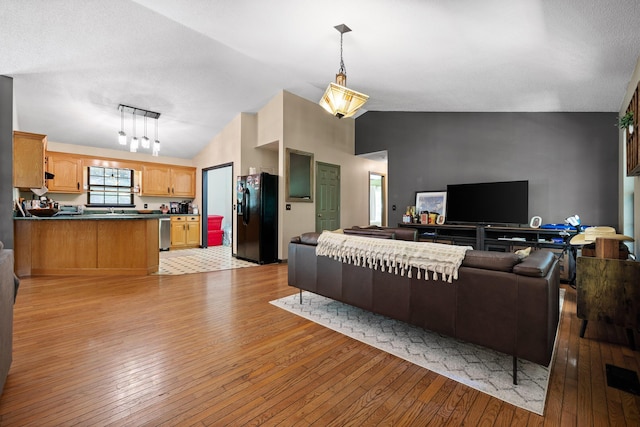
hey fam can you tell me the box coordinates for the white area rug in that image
[270,289,565,415]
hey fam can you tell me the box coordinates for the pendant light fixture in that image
[130,110,139,153]
[118,107,127,145]
[141,116,151,149]
[319,24,369,119]
[152,117,160,157]
[117,104,161,154]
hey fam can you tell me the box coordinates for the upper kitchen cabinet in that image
[46,152,83,193]
[171,166,196,198]
[13,131,47,189]
[142,164,195,198]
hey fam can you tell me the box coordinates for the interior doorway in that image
[315,162,340,232]
[369,172,386,226]
[202,163,233,249]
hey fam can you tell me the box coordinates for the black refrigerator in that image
[236,172,278,264]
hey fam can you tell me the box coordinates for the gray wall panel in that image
[356,112,618,228]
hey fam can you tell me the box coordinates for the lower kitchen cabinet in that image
[170,215,200,249]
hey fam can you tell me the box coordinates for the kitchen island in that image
[13,214,164,277]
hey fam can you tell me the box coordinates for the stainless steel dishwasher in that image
[159,217,171,251]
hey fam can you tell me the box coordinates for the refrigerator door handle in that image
[242,188,250,225]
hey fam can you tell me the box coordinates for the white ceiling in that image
[2,0,640,159]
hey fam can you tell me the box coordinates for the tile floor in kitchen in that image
[156,245,258,275]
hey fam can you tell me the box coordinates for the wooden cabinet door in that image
[186,216,200,245]
[13,131,47,189]
[170,218,187,247]
[46,152,83,193]
[142,164,171,196]
[171,167,196,198]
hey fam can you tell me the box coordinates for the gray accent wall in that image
[355,112,618,228]
[0,76,13,248]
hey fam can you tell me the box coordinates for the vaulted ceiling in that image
[2,0,640,159]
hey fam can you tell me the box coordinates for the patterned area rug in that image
[155,245,258,275]
[270,289,565,415]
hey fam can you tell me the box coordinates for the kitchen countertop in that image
[14,213,200,220]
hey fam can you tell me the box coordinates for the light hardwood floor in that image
[1,264,640,426]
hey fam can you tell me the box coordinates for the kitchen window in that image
[87,166,135,207]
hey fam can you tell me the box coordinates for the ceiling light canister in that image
[319,24,369,118]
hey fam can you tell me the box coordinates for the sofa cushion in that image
[386,228,418,241]
[513,250,554,277]
[462,250,520,272]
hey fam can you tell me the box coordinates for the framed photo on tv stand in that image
[415,191,447,220]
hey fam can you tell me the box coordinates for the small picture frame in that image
[529,216,542,228]
[436,214,445,225]
[415,191,447,219]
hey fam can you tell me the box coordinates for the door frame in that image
[201,162,233,249]
[368,171,387,227]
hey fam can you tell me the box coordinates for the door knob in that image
[318,214,322,217]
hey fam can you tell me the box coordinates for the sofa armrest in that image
[513,250,554,277]
[462,250,520,272]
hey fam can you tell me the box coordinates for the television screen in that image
[445,180,529,225]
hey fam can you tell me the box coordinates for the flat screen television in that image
[446,180,529,225]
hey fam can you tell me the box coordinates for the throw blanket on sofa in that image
[316,231,472,282]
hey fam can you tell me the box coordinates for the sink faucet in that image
[109,207,115,214]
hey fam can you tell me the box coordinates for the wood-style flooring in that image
[1,264,640,426]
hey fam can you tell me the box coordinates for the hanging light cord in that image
[338,32,346,75]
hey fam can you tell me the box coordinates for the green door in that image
[315,162,340,232]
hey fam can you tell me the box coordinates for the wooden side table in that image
[576,238,640,349]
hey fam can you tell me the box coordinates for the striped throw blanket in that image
[316,231,472,282]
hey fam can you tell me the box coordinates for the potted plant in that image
[618,111,634,134]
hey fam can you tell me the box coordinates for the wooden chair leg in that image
[580,320,588,338]
[512,356,518,385]
[627,328,636,350]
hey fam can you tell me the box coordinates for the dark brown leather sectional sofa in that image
[288,229,561,384]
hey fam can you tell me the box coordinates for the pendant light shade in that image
[320,82,369,119]
[141,116,150,149]
[319,24,369,118]
[130,110,138,152]
[152,117,160,157]
[118,108,127,145]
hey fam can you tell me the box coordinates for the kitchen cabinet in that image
[171,167,196,197]
[13,131,47,189]
[142,164,195,198]
[46,152,83,193]
[170,215,200,248]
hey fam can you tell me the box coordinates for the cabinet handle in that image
[77,182,80,190]
[167,187,170,194]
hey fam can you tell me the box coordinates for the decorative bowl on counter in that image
[27,208,59,217]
